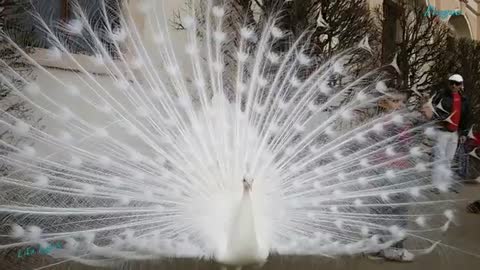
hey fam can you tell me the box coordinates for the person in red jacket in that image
[466,132,480,213]
[428,74,472,185]
[471,132,480,147]
[465,132,480,182]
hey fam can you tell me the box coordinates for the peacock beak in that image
[243,178,253,191]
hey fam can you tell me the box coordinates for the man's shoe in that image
[380,248,415,262]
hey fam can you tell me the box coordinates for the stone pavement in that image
[2,185,480,270]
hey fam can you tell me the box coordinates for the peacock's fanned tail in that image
[0,0,457,267]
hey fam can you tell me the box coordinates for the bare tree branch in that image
[374,0,450,103]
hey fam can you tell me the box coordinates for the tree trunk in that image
[381,0,400,64]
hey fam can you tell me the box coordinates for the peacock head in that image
[243,177,253,192]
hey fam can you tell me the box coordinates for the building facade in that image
[369,0,480,40]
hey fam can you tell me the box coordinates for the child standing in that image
[368,93,415,262]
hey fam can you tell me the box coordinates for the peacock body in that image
[0,0,459,268]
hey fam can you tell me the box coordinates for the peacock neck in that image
[227,187,258,248]
[220,184,264,266]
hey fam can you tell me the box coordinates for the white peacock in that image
[0,1,460,269]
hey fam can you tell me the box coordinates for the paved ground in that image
[2,185,480,270]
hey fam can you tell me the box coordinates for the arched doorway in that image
[449,15,473,39]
